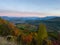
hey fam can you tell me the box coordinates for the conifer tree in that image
[37,23,48,45]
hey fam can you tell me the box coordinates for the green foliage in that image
[16,24,26,30]
[0,23,11,36]
[16,24,37,32]
[48,31,58,40]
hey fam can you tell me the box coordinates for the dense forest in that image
[0,17,60,45]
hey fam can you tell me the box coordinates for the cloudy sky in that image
[0,0,60,17]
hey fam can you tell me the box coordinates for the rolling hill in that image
[0,17,22,36]
[0,16,60,32]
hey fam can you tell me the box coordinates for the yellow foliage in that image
[47,40,53,45]
[37,23,48,45]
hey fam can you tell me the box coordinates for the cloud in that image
[0,10,60,17]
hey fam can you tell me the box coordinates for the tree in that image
[37,23,48,45]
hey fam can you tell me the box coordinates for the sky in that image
[0,0,60,17]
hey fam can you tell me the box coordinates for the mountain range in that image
[0,16,57,21]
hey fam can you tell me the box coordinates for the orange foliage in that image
[7,22,22,36]
[0,19,7,24]
[22,33,33,43]
[13,28,20,36]
[8,23,15,29]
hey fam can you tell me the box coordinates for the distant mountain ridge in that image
[0,16,59,25]
[47,17,60,21]
[0,16,57,21]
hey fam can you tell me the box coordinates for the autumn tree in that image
[37,23,48,45]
